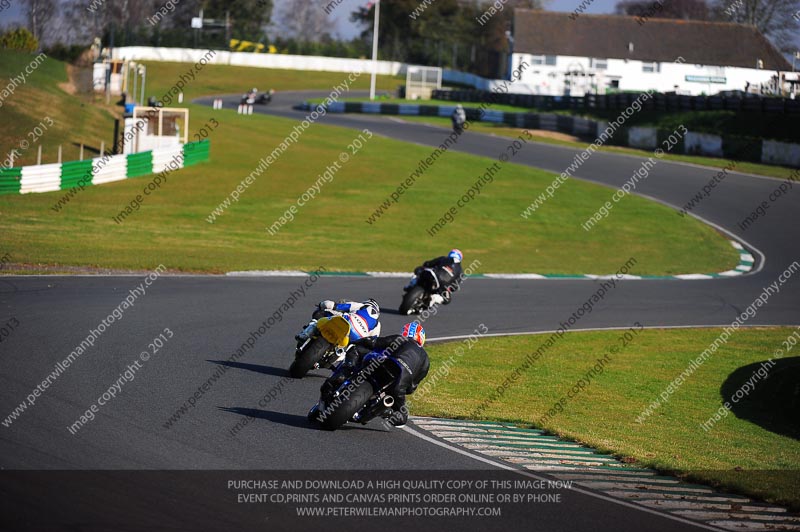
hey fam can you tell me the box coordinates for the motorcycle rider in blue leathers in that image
[296,298,381,343]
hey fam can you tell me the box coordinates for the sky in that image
[1,0,796,57]
[305,0,621,39]
[0,0,620,40]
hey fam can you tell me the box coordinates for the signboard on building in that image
[685,75,727,83]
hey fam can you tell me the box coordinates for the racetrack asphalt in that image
[0,90,797,532]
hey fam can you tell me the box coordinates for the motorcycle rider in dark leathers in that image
[323,323,429,427]
[408,249,464,306]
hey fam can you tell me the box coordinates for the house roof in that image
[513,10,791,71]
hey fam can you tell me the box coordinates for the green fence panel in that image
[0,167,22,195]
[126,151,153,178]
[183,140,210,166]
[60,160,94,189]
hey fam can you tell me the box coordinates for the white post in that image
[369,0,380,101]
[100,141,105,156]
[131,62,138,105]
[58,145,62,163]
[37,145,42,165]
[80,144,84,160]
[140,65,146,106]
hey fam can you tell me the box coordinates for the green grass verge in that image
[0,54,738,274]
[0,50,119,167]
[416,327,800,509]
[397,116,799,180]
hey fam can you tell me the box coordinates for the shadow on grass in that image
[720,356,800,440]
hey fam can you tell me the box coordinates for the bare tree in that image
[23,0,57,43]
[276,0,334,41]
[710,0,800,52]
[615,0,710,19]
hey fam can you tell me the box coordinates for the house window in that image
[531,55,557,66]
[642,62,659,73]
[590,58,608,70]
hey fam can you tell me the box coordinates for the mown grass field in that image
[0,51,737,274]
[420,327,800,509]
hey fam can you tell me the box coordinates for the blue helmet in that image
[448,249,463,264]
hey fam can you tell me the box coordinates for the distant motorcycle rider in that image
[407,249,464,306]
[295,298,381,343]
[451,104,466,134]
[332,322,430,428]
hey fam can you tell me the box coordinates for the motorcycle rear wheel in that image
[290,336,330,378]
[399,286,425,315]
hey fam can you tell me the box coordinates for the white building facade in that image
[511,10,795,97]
[509,53,785,96]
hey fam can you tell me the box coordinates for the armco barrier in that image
[0,140,209,195]
[434,88,800,115]
[762,139,800,167]
[183,140,210,166]
[60,159,93,189]
[301,101,799,169]
[0,167,22,194]
[93,154,128,186]
[21,163,62,194]
[126,151,153,178]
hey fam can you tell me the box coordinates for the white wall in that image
[512,53,780,96]
[112,46,529,94]
[113,46,407,76]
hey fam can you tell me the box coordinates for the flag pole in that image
[370,0,380,101]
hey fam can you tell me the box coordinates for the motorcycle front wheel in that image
[290,336,330,378]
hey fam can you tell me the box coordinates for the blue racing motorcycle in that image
[307,351,402,431]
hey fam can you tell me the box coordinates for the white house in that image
[511,10,794,96]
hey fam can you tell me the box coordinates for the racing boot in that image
[295,320,317,342]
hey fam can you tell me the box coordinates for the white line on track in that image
[400,424,726,531]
